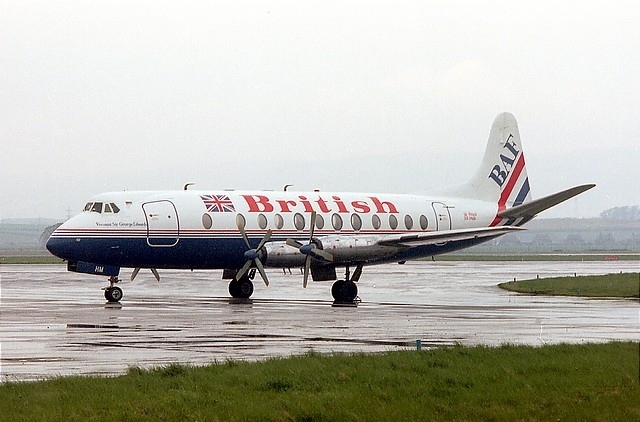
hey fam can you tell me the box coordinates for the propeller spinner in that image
[235,217,272,286]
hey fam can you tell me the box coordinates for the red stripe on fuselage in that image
[489,153,526,226]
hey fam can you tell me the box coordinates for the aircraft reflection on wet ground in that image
[1,260,638,381]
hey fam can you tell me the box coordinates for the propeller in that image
[235,219,272,286]
[285,211,334,288]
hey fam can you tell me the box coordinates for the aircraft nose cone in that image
[46,225,76,261]
[46,234,65,258]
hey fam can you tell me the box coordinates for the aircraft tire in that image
[331,280,357,303]
[229,279,254,299]
[105,286,123,302]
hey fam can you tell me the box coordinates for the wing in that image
[377,226,525,248]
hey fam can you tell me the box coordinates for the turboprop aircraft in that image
[46,113,594,303]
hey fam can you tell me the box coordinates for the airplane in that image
[46,113,595,303]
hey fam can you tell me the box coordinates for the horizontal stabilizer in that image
[378,226,525,248]
[498,184,596,219]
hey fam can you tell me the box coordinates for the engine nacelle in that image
[264,236,398,267]
[319,235,398,262]
[264,242,308,267]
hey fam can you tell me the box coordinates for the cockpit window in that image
[91,202,103,213]
[84,201,120,214]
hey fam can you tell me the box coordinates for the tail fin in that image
[463,113,595,224]
[468,112,531,208]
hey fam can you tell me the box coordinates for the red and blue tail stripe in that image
[489,153,530,226]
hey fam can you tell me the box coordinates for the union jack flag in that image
[200,194,235,213]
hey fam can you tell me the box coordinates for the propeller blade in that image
[309,211,317,239]
[286,238,304,249]
[303,256,311,288]
[151,268,160,282]
[254,259,269,286]
[235,260,253,281]
[131,267,161,281]
[238,222,251,249]
[131,267,141,281]
[256,229,273,250]
[310,248,334,262]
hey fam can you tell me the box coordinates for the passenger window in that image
[404,214,413,230]
[111,203,120,213]
[202,213,213,229]
[351,214,362,231]
[420,214,428,230]
[236,214,246,229]
[372,214,381,230]
[257,213,268,229]
[91,202,103,213]
[389,214,398,230]
[294,213,305,230]
[274,214,284,229]
[315,214,325,230]
[331,213,343,231]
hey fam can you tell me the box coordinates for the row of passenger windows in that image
[83,202,121,214]
[202,212,429,231]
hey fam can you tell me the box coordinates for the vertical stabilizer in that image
[468,112,531,210]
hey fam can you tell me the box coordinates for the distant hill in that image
[0,218,64,251]
[600,205,640,220]
[476,218,640,253]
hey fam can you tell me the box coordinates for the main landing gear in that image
[103,276,123,303]
[331,265,363,304]
[228,268,255,299]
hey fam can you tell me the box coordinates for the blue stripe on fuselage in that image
[48,234,500,272]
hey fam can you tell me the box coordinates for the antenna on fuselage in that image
[184,183,195,191]
[284,184,293,191]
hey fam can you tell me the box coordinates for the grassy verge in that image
[0,255,63,264]
[1,342,639,421]
[499,272,640,298]
[440,253,640,261]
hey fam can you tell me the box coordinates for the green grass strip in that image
[1,342,639,421]
[499,272,640,298]
[0,255,63,264]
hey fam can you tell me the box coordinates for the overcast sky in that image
[1,1,638,220]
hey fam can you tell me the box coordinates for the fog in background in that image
[2,1,638,220]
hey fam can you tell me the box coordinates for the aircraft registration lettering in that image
[488,134,520,187]
[241,195,398,214]
[463,212,477,221]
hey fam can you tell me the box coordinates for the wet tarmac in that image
[1,260,638,382]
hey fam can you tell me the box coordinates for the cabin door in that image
[142,200,180,247]
[431,202,452,231]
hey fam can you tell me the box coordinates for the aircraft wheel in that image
[229,278,254,299]
[331,280,357,303]
[105,286,123,302]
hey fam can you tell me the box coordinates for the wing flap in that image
[497,184,595,220]
[377,226,525,248]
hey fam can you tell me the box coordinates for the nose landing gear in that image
[103,276,123,302]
